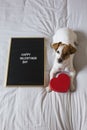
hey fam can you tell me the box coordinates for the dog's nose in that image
[58,58,63,63]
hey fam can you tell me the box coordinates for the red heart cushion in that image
[50,73,70,92]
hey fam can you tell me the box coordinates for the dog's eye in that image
[57,51,60,54]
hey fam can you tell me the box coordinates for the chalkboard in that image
[6,38,44,86]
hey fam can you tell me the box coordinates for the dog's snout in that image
[58,58,63,63]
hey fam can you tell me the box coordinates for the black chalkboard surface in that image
[6,38,44,86]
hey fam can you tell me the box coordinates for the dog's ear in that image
[51,42,61,51]
[68,44,77,54]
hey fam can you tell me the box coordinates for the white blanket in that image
[0,0,87,130]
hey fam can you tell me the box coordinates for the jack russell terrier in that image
[46,28,77,92]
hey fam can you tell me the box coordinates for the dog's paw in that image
[70,85,76,92]
[69,70,76,77]
[46,86,52,93]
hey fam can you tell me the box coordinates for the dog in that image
[46,28,77,92]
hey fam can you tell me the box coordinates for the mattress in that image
[0,0,87,130]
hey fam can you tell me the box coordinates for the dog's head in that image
[51,42,77,63]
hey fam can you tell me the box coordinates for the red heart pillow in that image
[50,73,70,92]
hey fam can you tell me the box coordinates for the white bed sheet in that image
[67,0,87,130]
[0,0,87,130]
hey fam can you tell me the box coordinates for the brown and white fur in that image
[46,28,77,92]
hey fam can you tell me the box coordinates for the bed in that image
[0,0,87,130]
